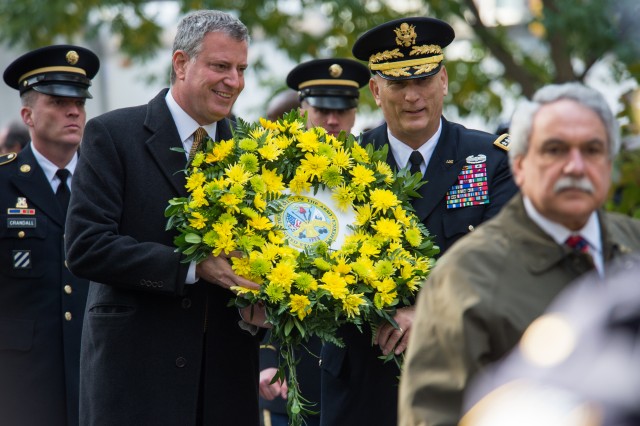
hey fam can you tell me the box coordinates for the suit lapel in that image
[10,146,66,227]
[144,90,190,197]
[414,119,464,221]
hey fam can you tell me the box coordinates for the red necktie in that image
[565,235,589,253]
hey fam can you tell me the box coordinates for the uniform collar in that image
[387,117,442,174]
[30,143,78,191]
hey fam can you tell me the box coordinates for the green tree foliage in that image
[2,0,638,212]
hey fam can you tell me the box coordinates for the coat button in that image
[181,298,192,309]
[176,357,187,368]
[64,312,72,321]
[468,225,475,232]
[64,285,72,294]
[18,231,25,238]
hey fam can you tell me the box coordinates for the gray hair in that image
[508,82,620,164]
[170,10,250,84]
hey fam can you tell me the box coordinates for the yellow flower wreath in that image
[165,110,438,424]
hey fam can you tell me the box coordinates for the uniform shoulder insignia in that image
[0,152,18,166]
[493,133,510,152]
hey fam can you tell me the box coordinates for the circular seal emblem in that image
[274,195,339,250]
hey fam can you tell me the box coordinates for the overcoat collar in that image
[143,89,234,197]
[506,195,624,276]
[10,145,66,226]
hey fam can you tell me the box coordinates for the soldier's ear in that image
[369,77,382,107]
[20,106,34,128]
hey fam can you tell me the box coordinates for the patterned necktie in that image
[55,169,71,217]
[188,127,208,160]
[408,150,424,175]
[565,235,589,253]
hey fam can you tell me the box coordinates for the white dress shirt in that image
[387,118,442,175]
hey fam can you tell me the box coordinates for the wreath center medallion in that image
[276,195,338,250]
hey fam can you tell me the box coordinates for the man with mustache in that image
[398,82,640,426]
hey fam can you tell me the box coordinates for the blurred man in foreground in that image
[399,82,640,426]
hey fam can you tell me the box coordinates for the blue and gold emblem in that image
[274,195,339,250]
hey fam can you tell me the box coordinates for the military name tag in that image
[7,217,37,228]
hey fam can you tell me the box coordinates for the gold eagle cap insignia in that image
[394,23,417,47]
[329,64,343,78]
[66,50,79,65]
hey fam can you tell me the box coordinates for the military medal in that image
[446,154,489,209]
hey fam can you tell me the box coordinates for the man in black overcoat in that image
[0,44,99,426]
[319,16,518,426]
[65,10,266,426]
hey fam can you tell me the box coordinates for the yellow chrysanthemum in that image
[188,186,209,208]
[376,161,394,184]
[354,203,373,226]
[188,211,207,229]
[296,130,320,152]
[248,216,274,231]
[332,184,356,210]
[225,163,251,185]
[343,293,366,318]
[231,256,252,277]
[265,281,286,303]
[321,165,344,188]
[239,153,259,173]
[257,143,282,161]
[351,143,370,163]
[206,139,234,162]
[369,189,400,213]
[405,227,423,247]
[374,259,395,278]
[332,255,352,275]
[267,261,298,292]
[186,171,207,192]
[393,206,411,227]
[289,172,312,194]
[372,217,403,241]
[218,193,242,212]
[374,290,397,309]
[261,166,285,193]
[254,193,266,212]
[191,152,205,167]
[268,230,285,245]
[360,241,381,258]
[259,117,279,131]
[299,153,330,179]
[289,294,312,320]
[238,137,258,151]
[294,272,318,293]
[331,147,353,170]
[319,271,349,299]
[349,164,376,187]
[274,135,293,149]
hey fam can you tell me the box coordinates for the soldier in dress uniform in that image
[0,44,99,426]
[286,58,370,137]
[319,17,518,426]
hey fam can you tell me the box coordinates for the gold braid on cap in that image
[410,44,442,56]
[369,49,404,64]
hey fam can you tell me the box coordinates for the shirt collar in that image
[523,196,602,253]
[31,143,78,188]
[387,118,442,174]
[165,89,218,143]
